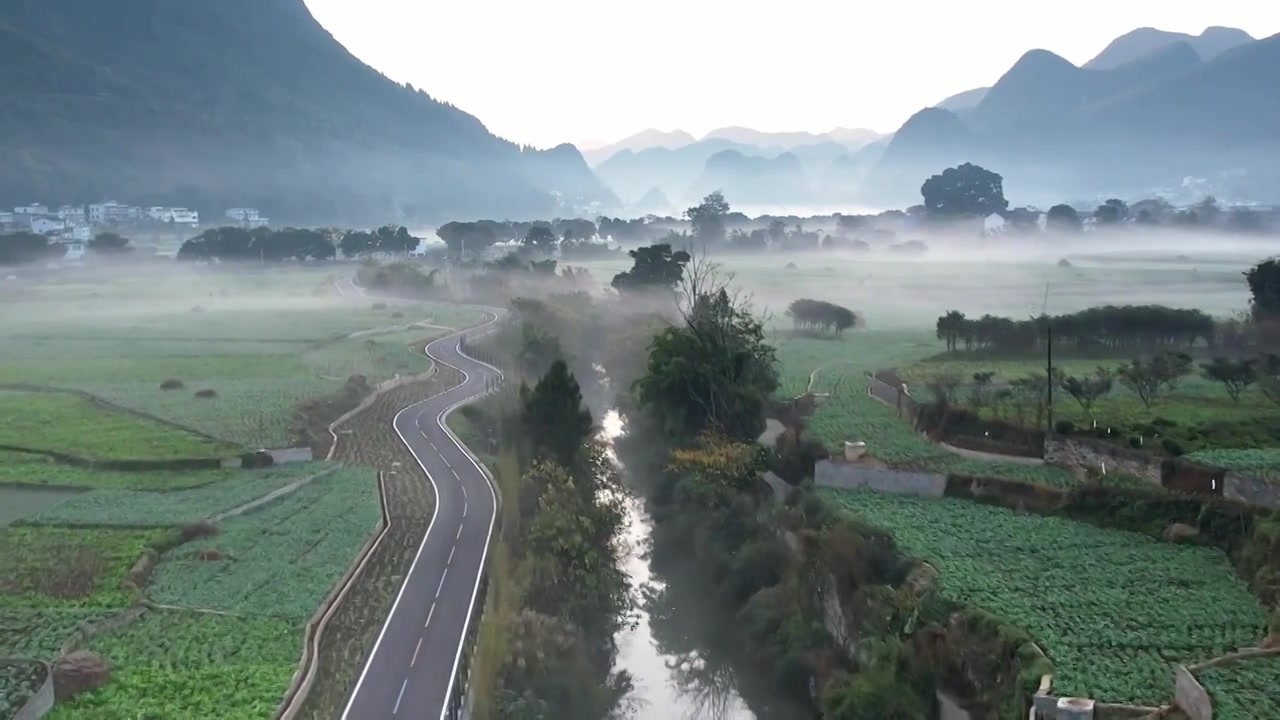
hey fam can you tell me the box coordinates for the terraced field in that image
[824,488,1271,706]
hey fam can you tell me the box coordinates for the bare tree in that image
[1059,367,1114,420]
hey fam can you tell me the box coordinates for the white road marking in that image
[450,468,458,479]
[425,602,436,628]
[447,545,455,565]
[442,456,451,468]
[462,503,467,520]
[461,485,467,500]
[435,568,448,598]
[410,637,424,667]
[393,678,408,715]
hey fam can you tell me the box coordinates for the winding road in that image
[341,302,506,720]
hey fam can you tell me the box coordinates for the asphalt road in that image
[342,310,505,720]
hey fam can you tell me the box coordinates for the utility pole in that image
[1043,283,1053,433]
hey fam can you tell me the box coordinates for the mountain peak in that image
[1085,25,1255,69]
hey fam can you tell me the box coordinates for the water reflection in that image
[601,410,804,720]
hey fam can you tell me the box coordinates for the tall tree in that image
[919,163,1008,218]
[610,243,691,293]
[1093,198,1129,225]
[88,232,132,255]
[685,191,731,247]
[636,258,779,442]
[1046,204,1082,233]
[523,223,558,252]
[520,360,594,471]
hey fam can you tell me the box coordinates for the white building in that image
[69,225,92,242]
[146,207,169,221]
[15,204,48,216]
[56,205,85,222]
[169,208,199,227]
[59,239,86,262]
[0,211,15,228]
[31,217,66,235]
[225,207,268,228]
[88,201,140,225]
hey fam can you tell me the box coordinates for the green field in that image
[0,390,236,460]
[1,269,482,448]
[899,357,1280,455]
[22,462,332,527]
[0,449,255,490]
[824,488,1270,707]
[772,332,1079,485]
[1197,656,1280,719]
[46,611,300,720]
[0,485,82,526]
[146,467,380,617]
[569,253,1251,330]
[45,467,380,717]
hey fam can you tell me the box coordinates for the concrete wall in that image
[815,459,946,497]
[1174,666,1212,720]
[1043,436,1162,486]
[1224,471,1280,509]
[267,447,314,464]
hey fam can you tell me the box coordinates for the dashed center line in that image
[393,678,408,715]
[436,569,448,598]
[410,636,424,667]
[425,602,436,628]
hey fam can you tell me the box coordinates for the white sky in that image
[303,0,1279,149]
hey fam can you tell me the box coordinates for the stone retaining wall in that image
[1043,435,1162,485]
[814,459,946,497]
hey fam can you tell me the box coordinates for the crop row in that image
[25,462,332,527]
[0,450,249,490]
[823,488,1270,705]
[147,467,380,617]
[1197,656,1280,720]
[0,390,236,460]
[0,660,44,720]
[1185,448,1280,474]
[47,610,301,720]
[294,368,464,720]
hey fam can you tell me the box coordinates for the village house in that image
[88,201,142,225]
[55,205,86,222]
[30,217,66,235]
[169,208,199,227]
[14,203,48,216]
[225,207,269,228]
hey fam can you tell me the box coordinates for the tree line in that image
[174,225,423,262]
[935,305,1217,356]
[785,298,860,336]
[0,230,136,265]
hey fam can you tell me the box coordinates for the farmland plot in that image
[824,488,1270,706]
[24,462,332,527]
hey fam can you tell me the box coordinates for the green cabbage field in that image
[1197,656,1280,720]
[824,488,1270,706]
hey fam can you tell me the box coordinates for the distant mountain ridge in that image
[870,26,1278,207]
[0,0,615,224]
[1084,26,1255,69]
[587,125,885,209]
